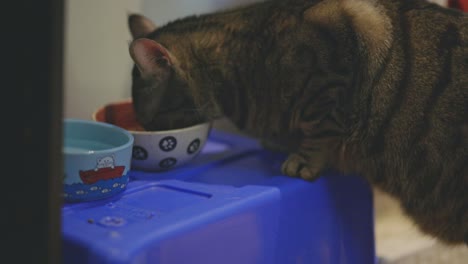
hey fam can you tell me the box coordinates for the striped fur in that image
[128,0,467,245]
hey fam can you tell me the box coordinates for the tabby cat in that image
[127,0,467,245]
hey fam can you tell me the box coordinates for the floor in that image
[212,117,468,264]
[374,188,468,264]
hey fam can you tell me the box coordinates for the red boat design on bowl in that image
[79,166,125,185]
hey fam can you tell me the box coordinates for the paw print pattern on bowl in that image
[187,139,201,154]
[159,136,177,152]
[132,146,148,160]
[128,130,210,171]
[159,157,177,169]
[131,137,203,170]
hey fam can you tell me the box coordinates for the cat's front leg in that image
[281,104,347,180]
[281,137,340,181]
[281,150,327,181]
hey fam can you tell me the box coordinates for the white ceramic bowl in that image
[93,99,211,171]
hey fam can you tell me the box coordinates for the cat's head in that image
[127,14,209,131]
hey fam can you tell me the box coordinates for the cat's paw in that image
[281,153,322,181]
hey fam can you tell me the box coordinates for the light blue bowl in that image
[63,118,134,202]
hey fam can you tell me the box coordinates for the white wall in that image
[63,0,141,120]
[431,0,448,6]
[140,0,261,26]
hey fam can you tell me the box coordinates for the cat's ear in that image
[129,38,173,78]
[128,14,157,39]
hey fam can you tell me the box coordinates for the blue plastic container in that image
[62,129,375,264]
